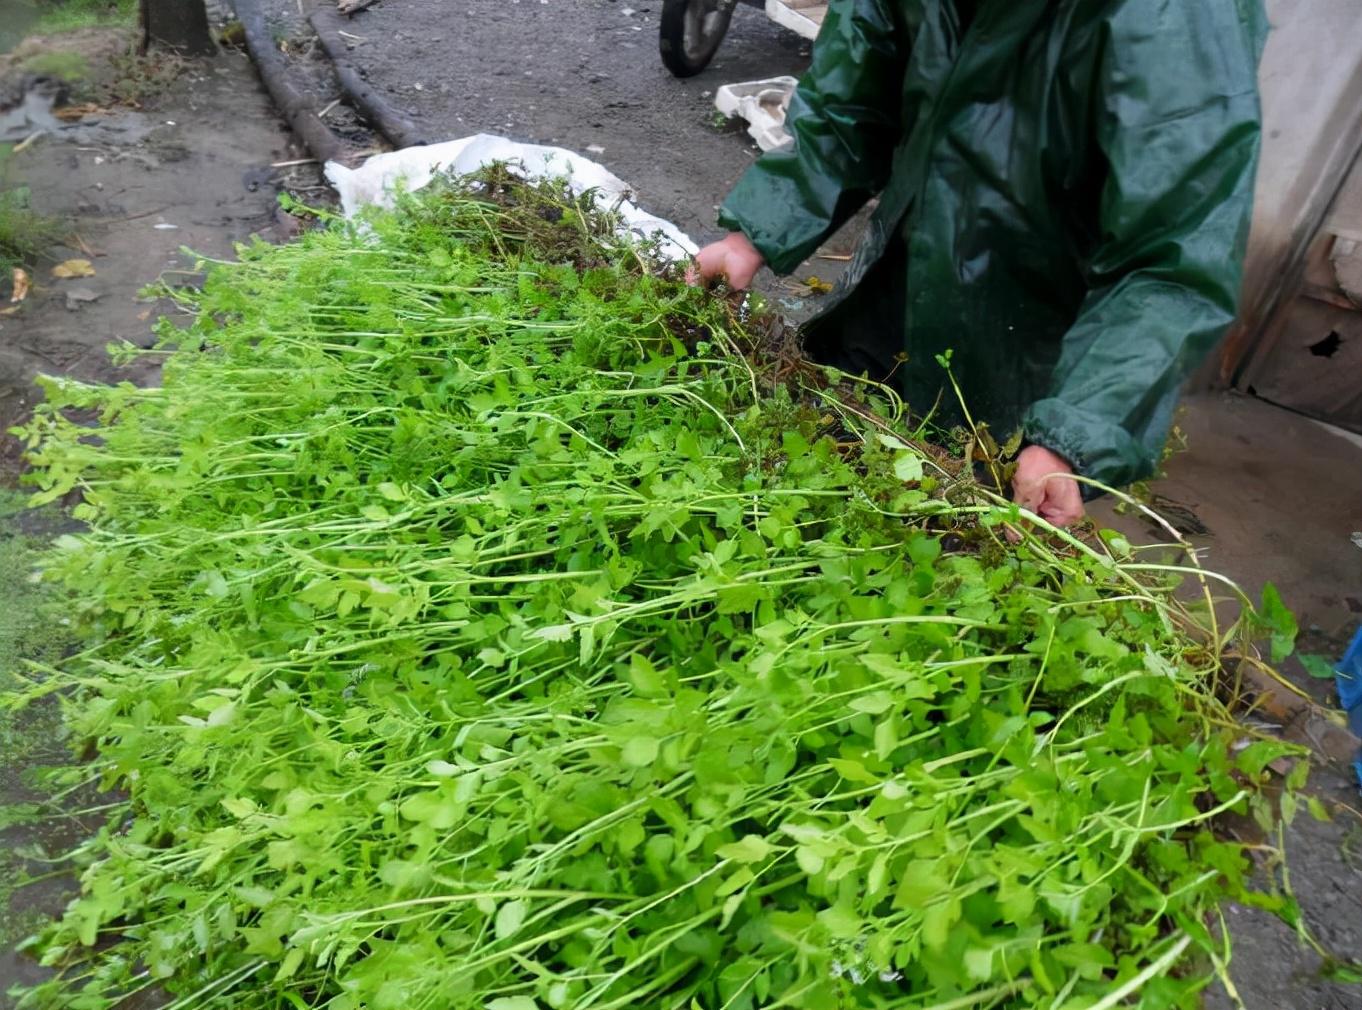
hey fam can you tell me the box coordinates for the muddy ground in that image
[0,27,322,448]
[1,6,1361,1008]
[0,26,321,1005]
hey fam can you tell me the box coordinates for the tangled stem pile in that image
[8,178,1297,1010]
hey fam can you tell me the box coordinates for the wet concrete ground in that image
[1090,395,1362,1010]
[323,0,811,239]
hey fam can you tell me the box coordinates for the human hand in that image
[1011,444,1084,528]
[687,232,765,290]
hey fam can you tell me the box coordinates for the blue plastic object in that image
[1337,626,1362,787]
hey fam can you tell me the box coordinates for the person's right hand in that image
[687,232,765,291]
[1011,445,1084,527]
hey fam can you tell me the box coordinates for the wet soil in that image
[0,28,323,455]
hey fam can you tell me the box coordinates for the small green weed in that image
[15,50,90,82]
[0,187,64,275]
[708,109,741,132]
[103,46,185,106]
[30,0,138,35]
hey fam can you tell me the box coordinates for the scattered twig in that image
[815,253,852,262]
[107,206,171,223]
[54,103,108,122]
[233,0,350,166]
[309,4,429,150]
[13,130,46,154]
[338,0,380,14]
[271,158,321,168]
[317,99,342,120]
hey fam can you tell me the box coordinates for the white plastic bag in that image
[325,135,697,261]
[714,76,799,152]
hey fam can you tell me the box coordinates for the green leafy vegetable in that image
[5,175,1299,1010]
[1258,583,1298,663]
[1298,654,1337,681]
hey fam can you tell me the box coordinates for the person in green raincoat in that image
[692,0,1265,527]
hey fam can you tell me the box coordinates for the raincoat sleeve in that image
[1021,1,1264,491]
[716,0,907,275]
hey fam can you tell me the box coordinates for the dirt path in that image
[1,31,318,453]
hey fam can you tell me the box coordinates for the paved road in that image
[316,0,813,244]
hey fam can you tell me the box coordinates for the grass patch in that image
[15,49,91,82]
[0,186,65,275]
[31,0,138,35]
[0,488,71,730]
[0,491,74,783]
[0,497,38,689]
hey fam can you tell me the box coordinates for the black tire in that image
[659,0,736,78]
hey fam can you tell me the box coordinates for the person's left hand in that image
[1012,444,1084,527]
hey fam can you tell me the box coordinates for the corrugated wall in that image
[1210,0,1362,432]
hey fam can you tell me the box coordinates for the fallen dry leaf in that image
[54,103,108,122]
[52,258,97,279]
[10,267,30,303]
[0,305,20,317]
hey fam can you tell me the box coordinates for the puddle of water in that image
[1,83,156,147]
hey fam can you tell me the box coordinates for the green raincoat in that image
[718,0,1266,490]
